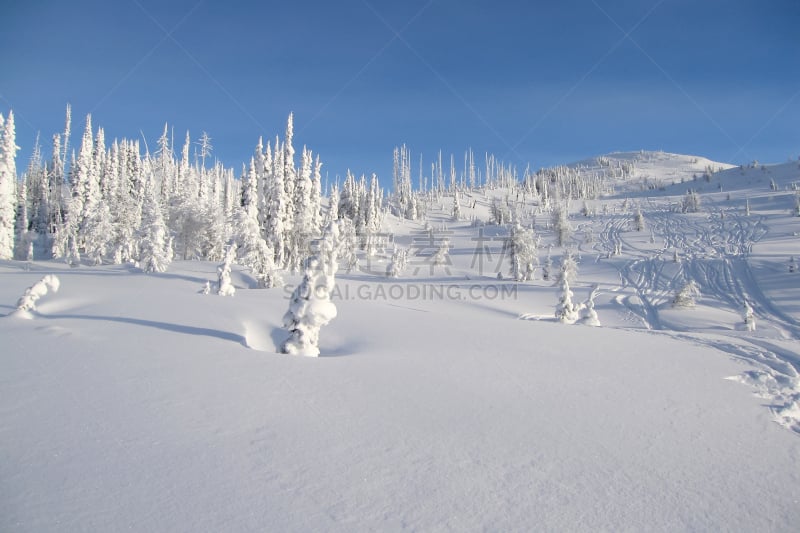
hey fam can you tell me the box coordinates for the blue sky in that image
[2,0,798,186]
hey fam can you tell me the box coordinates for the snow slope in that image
[2,151,800,531]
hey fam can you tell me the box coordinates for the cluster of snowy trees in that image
[0,111,19,260]
[3,108,341,281]
[555,279,600,326]
[525,165,609,202]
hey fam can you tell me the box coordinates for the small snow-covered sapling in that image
[15,275,60,313]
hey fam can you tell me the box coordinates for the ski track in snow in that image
[596,200,800,433]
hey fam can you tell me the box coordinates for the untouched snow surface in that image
[2,261,800,531]
[3,151,800,530]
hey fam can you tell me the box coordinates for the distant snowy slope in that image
[561,150,736,196]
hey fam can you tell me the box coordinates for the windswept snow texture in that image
[2,151,800,531]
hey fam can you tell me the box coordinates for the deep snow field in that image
[3,151,800,531]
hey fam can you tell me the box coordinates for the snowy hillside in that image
[3,149,800,531]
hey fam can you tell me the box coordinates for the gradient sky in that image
[2,0,798,186]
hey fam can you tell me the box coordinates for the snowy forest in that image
[0,105,625,282]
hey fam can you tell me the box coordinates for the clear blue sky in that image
[2,0,798,186]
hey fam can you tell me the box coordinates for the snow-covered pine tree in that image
[633,207,645,231]
[557,248,579,285]
[14,179,30,260]
[46,133,66,254]
[310,154,323,230]
[197,131,212,169]
[579,286,601,326]
[138,173,172,273]
[241,157,258,213]
[542,245,553,281]
[360,174,383,257]
[0,111,20,260]
[233,162,280,288]
[431,237,451,270]
[338,219,359,273]
[452,190,461,221]
[386,246,409,278]
[289,146,315,268]
[282,116,298,270]
[84,185,114,265]
[490,199,510,225]
[672,280,700,308]
[392,144,413,219]
[75,115,102,255]
[86,129,108,252]
[682,190,701,213]
[743,301,756,331]
[203,163,230,262]
[508,222,538,281]
[552,203,572,246]
[263,141,286,269]
[555,278,579,324]
[339,170,359,220]
[111,139,143,264]
[217,243,236,296]
[23,136,48,248]
[15,274,60,314]
[281,222,339,357]
[327,184,339,223]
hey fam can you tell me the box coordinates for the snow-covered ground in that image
[3,151,800,531]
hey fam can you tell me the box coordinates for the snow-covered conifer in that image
[508,223,538,281]
[339,170,359,220]
[542,245,553,281]
[339,219,359,273]
[241,157,258,213]
[555,278,579,324]
[386,246,409,278]
[552,203,572,246]
[310,155,323,230]
[138,175,172,273]
[15,274,60,314]
[14,179,30,260]
[743,301,756,332]
[682,190,701,213]
[217,244,237,296]
[672,280,700,308]
[452,190,461,221]
[327,184,339,223]
[557,248,579,285]
[579,286,601,326]
[432,238,451,268]
[84,196,114,264]
[233,204,280,289]
[490,199,510,225]
[0,111,20,260]
[633,207,645,231]
[392,144,413,219]
[281,222,339,357]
